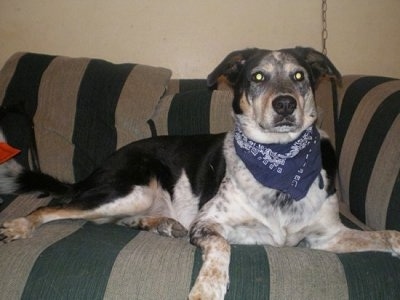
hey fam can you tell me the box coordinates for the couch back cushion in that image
[150,81,234,136]
[0,52,171,182]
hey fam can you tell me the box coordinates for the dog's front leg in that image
[309,226,400,257]
[189,222,230,300]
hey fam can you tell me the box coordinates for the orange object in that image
[0,142,21,163]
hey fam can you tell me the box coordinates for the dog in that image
[1,47,399,300]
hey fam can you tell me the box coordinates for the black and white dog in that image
[1,47,399,300]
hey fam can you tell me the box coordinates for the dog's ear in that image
[291,47,342,85]
[207,48,260,88]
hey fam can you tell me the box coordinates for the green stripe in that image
[178,79,208,92]
[349,91,400,223]
[336,77,394,157]
[1,53,55,168]
[338,252,400,299]
[22,223,139,300]
[0,220,85,299]
[72,60,135,181]
[168,90,212,135]
[386,169,400,230]
[226,245,269,300]
[190,246,203,289]
[191,245,270,299]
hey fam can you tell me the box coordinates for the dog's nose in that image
[272,96,297,116]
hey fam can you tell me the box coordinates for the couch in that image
[0,52,399,299]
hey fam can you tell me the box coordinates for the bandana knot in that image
[234,125,322,200]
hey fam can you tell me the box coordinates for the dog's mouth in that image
[258,118,299,134]
[272,115,298,131]
[275,118,295,127]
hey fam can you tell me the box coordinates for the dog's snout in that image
[272,96,297,116]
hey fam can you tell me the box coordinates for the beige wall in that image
[1,0,399,78]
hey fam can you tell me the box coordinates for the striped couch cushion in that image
[1,199,399,299]
[0,52,172,182]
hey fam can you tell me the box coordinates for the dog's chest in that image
[211,133,328,246]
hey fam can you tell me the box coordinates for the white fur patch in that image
[94,184,166,219]
[0,158,23,194]
[171,171,200,229]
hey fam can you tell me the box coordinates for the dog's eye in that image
[251,72,265,83]
[293,71,305,81]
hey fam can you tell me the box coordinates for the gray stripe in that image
[366,114,400,229]
[35,56,89,182]
[115,64,171,148]
[266,245,348,300]
[150,94,174,136]
[0,194,51,223]
[104,231,195,300]
[209,90,234,134]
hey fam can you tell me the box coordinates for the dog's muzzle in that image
[272,96,297,116]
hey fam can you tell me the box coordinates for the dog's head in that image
[208,47,341,143]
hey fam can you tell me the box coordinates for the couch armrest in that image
[321,76,400,230]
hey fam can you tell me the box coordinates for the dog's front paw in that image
[188,278,228,300]
[143,217,188,238]
[0,217,34,243]
[188,260,229,300]
[157,218,188,238]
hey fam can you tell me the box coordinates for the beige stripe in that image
[0,194,84,299]
[104,231,195,300]
[0,194,52,223]
[165,79,180,95]
[266,245,348,300]
[339,80,400,205]
[34,56,89,182]
[0,52,27,105]
[115,65,171,148]
[365,115,400,230]
[149,94,174,136]
[209,90,234,134]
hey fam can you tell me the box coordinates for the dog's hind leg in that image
[0,181,165,243]
[0,205,100,242]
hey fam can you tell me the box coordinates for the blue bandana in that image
[234,125,322,200]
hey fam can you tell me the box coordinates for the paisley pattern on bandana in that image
[234,125,322,200]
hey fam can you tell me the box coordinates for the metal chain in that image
[322,0,328,55]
